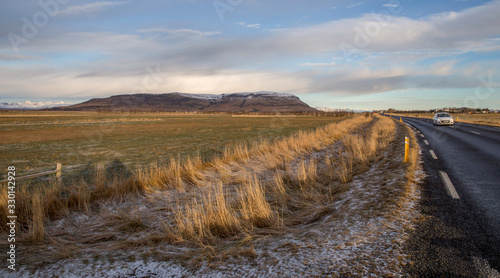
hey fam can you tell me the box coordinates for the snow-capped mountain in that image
[48,92,316,112]
[0,101,70,110]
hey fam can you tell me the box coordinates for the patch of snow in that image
[174,91,299,100]
[173,93,222,101]
[224,91,298,98]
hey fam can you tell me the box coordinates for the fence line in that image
[1,163,62,184]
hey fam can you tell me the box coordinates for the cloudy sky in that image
[1,0,499,110]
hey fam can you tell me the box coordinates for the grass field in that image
[0,111,348,182]
[387,112,500,126]
[0,111,350,234]
[0,113,421,276]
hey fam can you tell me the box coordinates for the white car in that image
[433,112,454,126]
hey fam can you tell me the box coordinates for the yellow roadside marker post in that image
[404,137,410,163]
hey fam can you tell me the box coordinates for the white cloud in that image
[138,28,221,37]
[237,22,261,28]
[0,54,39,61]
[430,61,457,76]
[1,1,500,100]
[300,62,336,67]
[263,0,500,54]
[0,66,310,99]
[347,2,363,8]
[58,1,127,16]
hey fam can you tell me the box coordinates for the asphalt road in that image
[395,116,500,277]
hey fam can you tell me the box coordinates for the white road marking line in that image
[424,140,429,145]
[420,134,425,138]
[439,171,460,199]
[470,131,480,135]
[429,150,438,160]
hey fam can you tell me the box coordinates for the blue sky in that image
[1,0,499,110]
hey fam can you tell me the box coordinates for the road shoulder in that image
[404,122,500,278]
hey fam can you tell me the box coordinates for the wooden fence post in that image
[56,163,62,186]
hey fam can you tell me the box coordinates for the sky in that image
[1,0,500,110]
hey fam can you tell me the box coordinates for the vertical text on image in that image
[6,166,17,271]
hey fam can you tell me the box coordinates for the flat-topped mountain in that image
[48,92,317,113]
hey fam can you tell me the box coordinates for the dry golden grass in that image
[165,176,280,245]
[0,112,425,277]
[28,189,45,241]
[237,175,278,229]
[400,120,420,203]
[167,183,242,242]
[125,117,374,244]
[331,116,395,184]
[0,115,402,247]
[158,115,401,244]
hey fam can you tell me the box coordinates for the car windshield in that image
[437,113,450,117]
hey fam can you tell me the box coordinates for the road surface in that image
[395,116,500,277]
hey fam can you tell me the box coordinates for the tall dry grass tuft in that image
[203,183,242,237]
[336,116,396,181]
[296,160,318,189]
[167,176,281,243]
[136,156,200,191]
[337,151,354,184]
[0,186,8,228]
[66,180,91,214]
[182,156,202,185]
[29,189,45,241]
[237,175,279,228]
[222,143,250,163]
[44,182,67,219]
[168,183,242,242]
[268,172,289,207]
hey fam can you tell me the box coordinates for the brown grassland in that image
[0,112,348,234]
[0,112,419,275]
[0,111,347,180]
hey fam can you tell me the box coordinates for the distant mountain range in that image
[0,101,69,110]
[45,92,317,113]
